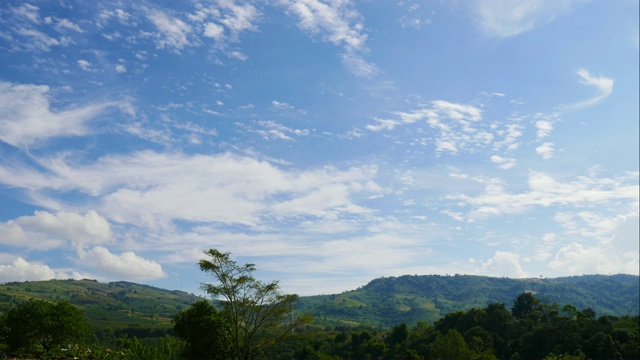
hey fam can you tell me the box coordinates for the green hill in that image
[0,274,638,336]
[0,279,203,340]
[297,274,640,328]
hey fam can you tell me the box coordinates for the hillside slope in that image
[0,279,202,338]
[297,274,640,328]
[1,274,637,333]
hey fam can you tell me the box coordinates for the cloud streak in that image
[0,82,132,148]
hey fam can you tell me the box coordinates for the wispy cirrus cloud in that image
[280,0,377,76]
[445,171,639,220]
[472,0,578,38]
[564,68,614,111]
[0,82,133,147]
[0,151,380,229]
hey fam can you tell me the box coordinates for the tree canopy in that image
[0,298,92,353]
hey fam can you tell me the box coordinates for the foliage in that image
[0,298,92,353]
[261,292,640,360]
[173,299,232,359]
[199,248,312,360]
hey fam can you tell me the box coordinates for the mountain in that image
[0,274,638,335]
[296,274,640,328]
[0,279,202,339]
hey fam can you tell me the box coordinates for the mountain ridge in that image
[296,273,640,327]
[0,274,638,333]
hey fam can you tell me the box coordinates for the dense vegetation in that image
[267,292,639,359]
[0,273,638,359]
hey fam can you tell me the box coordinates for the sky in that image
[0,0,638,297]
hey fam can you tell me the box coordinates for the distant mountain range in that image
[296,274,640,328]
[0,274,638,334]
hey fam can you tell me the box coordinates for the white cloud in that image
[473,0,577,38]
[341,52,379,78]
[565,68,614,111]
[192,0,259,45]
[81,246,167,281]
[478,251,528,278]
[272,100,293,110]
[490,155,516,169]
[145,8,193,50]
[549,242,639,275]
[0,257,61,282]
[367,100,490,155]
[77,59,92,71]
[282,0,368,51]
[535,120,553,139]
[281,0,374,76]
[446,171,639,221]
[217,0,259,37]
[13,3,41,24]
[13,28,71,52]
[493,123,524,151]
[0,210,111,250]
[0,82,131,147]
[366,118,399,132]
[204,22,225,40]
[115,64,127,73]
[535,142,554,159]
[0,151,379,229]
[56,18,84,33]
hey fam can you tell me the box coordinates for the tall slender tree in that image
[199,249,311,360]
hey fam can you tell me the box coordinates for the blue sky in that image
[0,0,638,296]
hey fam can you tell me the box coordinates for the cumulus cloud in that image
[0,257,61,282]
[0,210,111,250]
[473,0,576,38]
[478,251,528,278]
[0,257,90,283]
[80,246,167,281]
[0,82,131,147]
[548,242,639,275]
